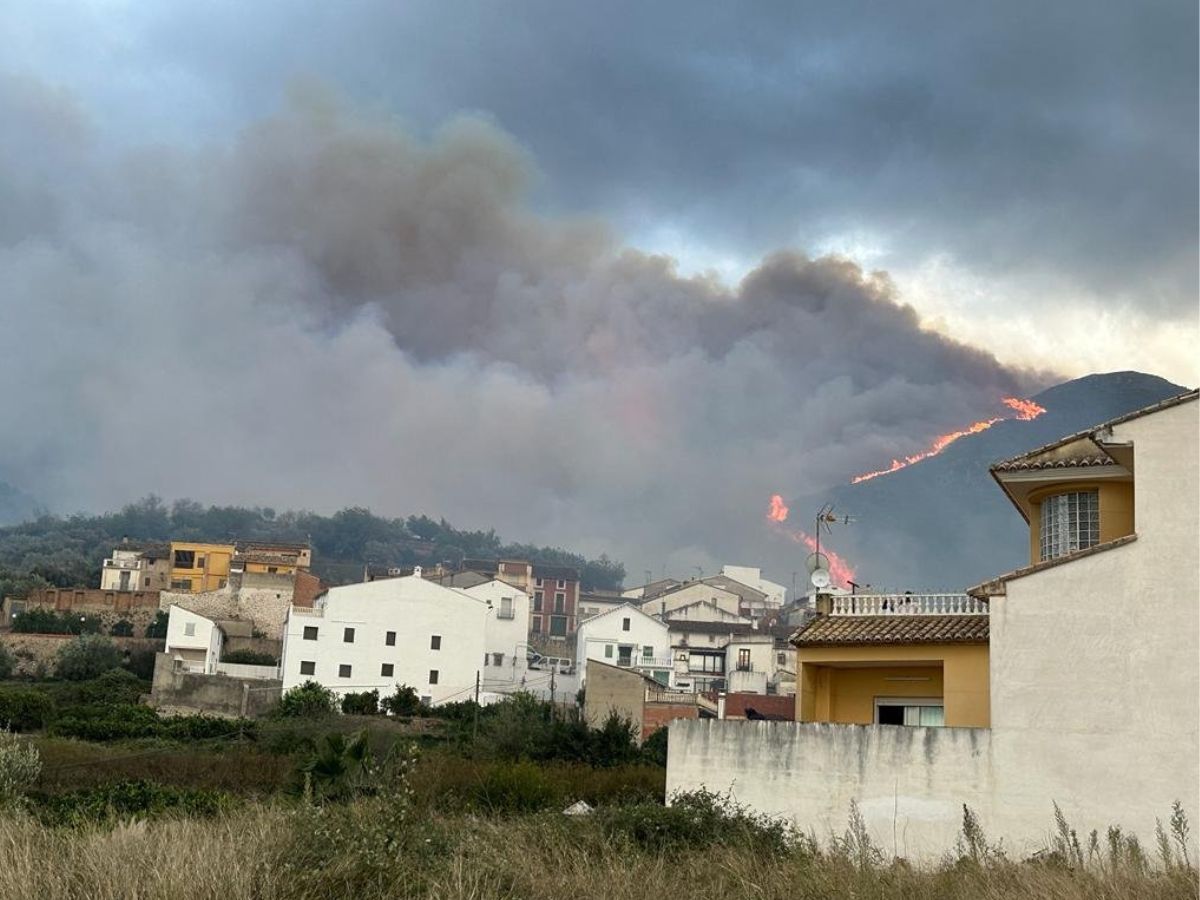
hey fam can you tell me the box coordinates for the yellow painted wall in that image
[1028,481,1135,564]
[169,542,234,593]
[242,561,299,576]
[798,643,989,727]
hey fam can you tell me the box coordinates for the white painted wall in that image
[669,396,1200,862]
[664,600,750,624]
[721,565,787,607]
[575,604,671,687]
[458,580,532,692]
[280,575,487,706]
[164,605,223,674]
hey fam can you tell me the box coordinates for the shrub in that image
[341,690,379,716]
[11,609,102,635]
[109,619,134,637]
[600,789,796,855]
[0,642,13,680]
[220,649,277,666]
[641,726,668,767]
[0,728,41,809]
[381,684,422,717]
[54,635,122,681]
[144,610,169,639]
[71,668,145,707]
[0,688,56,732]
[276,681,338,719]
[472,760,557,813]
[51,703,162,741]
[121,646,157,681]
[33,780,236,826]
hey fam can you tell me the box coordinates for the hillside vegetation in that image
[0,497,625,598]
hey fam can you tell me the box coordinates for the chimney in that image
[413,565,423,579]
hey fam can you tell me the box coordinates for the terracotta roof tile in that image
[992,455,1113,472]
[793,614,989,646]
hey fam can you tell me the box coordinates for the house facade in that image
[668,390,1199,861]
[793,593,990,727]
[169,541,235,593]
[575,603,672,688]
[280,573,487,705]
[100,543,172,592]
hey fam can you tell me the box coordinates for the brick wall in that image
[721,692,795,720]
[642,702,700,740]
[4,588,162,632]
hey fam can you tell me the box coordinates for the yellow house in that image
[987,425,1136,568]
[169,541,235,593]
[795,593,990,728]
[232,541,312,576]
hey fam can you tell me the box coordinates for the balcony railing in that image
[830,593,987,616]
[616,656,674,669]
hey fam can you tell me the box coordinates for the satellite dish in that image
[805,552,830,574]
[810,568,831,589]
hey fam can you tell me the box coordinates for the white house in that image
[457,579,532,692]
[280,573,487,706]
[720,565,787,609]
[575,603,672,688]
[641,582,743,619]
[163,604,223,674]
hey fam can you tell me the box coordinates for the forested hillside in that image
[0,497,625,599]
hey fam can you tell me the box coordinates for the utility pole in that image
[549,665,556,718]
[473,670,480,740]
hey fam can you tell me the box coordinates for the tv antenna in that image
[809,503,855,590]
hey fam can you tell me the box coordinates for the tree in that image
[55,635,122,681]
[298,730,371,802]
[380,684,422,717]
[276,681,339,718]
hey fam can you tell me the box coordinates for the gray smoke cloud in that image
[0,80,1051,580]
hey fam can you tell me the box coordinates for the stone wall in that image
[149,653,281,717]
[0,633,164,677]
[161,571,297,639]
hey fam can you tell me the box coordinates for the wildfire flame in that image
[765,494,857,588]
[850,396,1046,484]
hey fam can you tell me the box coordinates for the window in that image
[1040,490,1100,560]
[267,566,278,574]
[622,617,630,632]
[777,651,787,666]
[184,622,196,637]
[554,593,565,613]
[338,664,352,678]
[492,652,504,667]
[557,579,566,589]
[642,645,653,660]
[498,596,514,619]
[688,652,725,674]
[144,577,150,587]
[535,577,544,587]
[604,644,613,658]
[170,578,192,590]
[429,670,439,684]
[550,615,567,636]
[385,631,396,646]
[531,615,542,633]
[430,635,441,650]
[303,626,318,640]
[533,591,543,611]
[173,550,195,568]
[737,649,751,671]
[381,663,394,677]
[196,556,206,569]
[343,627,355,643]
[300,661,315,675]
[875,698,944,727]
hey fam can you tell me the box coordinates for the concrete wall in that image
[150,653,281,717]
[583,660,647,736]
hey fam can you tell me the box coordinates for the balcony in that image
[495,608,515,620]
[616,655,674,670]
[830,593,987,616]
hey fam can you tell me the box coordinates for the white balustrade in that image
[829,593,987,616]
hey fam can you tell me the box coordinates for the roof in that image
[792,614,989,646]
[532,564,580,581]
[967,534,1137,597]
[669,620,793,638]
[699,574,767,602]
[990,388,1198,471]
[992,454,1113,472]
[633,578,680,599]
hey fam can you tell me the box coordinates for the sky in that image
[0,1,1196,583]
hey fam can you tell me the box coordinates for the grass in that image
[0,803,1193,900]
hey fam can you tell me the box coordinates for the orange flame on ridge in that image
[765,494,857,588]
[850,396,1046,484]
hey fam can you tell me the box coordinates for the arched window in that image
[1040,490,1100,560]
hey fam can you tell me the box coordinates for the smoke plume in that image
[0,80,1050,579]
